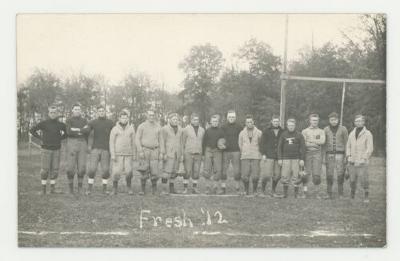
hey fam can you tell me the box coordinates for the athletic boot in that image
[205,186,212,195]
[68,180,74,194]
[272,180,278,194]
[139,179,146,195]
[211,186,218,195]
[182,182,189,194]
[192,183,199,194]
[363,191,370,203]
[169,182,176,194]
[86,183,93,196]
[243,181,250,196]
[41,184,47,195]
[126,177,133,195]
[160,178,169,195]
[151,180,157,195]
[252,180,259,195]
[77,178,83,194]
[294,187,299,198]
[326,177,333,199]
[50,183,56,194]
[283,185,289,198]
[102,184,109,195]
[338,184,344,199]
[221,186,226,195]
[272,180,283,198]
[112,181,118,195]
[217,186,226,195]
[261,180,267,194]
[350,182,356,199]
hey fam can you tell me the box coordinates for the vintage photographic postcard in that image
[16,13,386,248]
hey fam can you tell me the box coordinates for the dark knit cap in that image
[328,112,339,119]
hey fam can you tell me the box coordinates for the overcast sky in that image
[17,14,363,92]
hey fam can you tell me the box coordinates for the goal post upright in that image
[279,14,289,127]
[340,82,346,126]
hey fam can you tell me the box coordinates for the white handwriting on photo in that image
[139,208,228,229]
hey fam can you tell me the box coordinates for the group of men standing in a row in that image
[30,104,374,202]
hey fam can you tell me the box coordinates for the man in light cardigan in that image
[346,114,373,203]
[160,113,183,194]
[238,114,263,196]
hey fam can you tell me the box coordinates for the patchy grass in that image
[18,143,386,247]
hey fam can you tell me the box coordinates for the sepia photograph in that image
[16,13,386,248]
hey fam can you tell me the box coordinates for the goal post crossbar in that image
[279,74,385,126]
[281,74,386,85]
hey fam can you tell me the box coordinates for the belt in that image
[143,146,159,150]
[326,151,344,155]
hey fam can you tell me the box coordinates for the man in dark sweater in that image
[82,106,115,195]
[65,104,89,194]
[221,110,242,194]
[30,106,67,194]
[277,118,306,198]
[260,115,284,197]
[202,115,224,194]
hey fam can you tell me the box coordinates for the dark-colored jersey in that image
[66,116,88,139]
[277,130,306,160]
[85,117,115,150]
[202,126,224,153]
[29,118,67,150]
[260,126,284,159]
[221,122,242,152]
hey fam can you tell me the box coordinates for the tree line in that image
[17,14,386,154]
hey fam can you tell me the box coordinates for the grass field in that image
[18,143,386,247]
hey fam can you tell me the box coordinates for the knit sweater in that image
[323,125,348,153]
[346,126,374,164]
[182,124,205,154]
[238,127,263,160]
[109,123,136,158]
[29,118,67,150]
[66,116,88,139]
[84,117,115,150]
[302,126,325,152]
[221,122,242,152]
[135,121,162,152]
[202,126,224,153]
[160,124,183,158]
[277,130,306,160]
[260,126,284,159]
